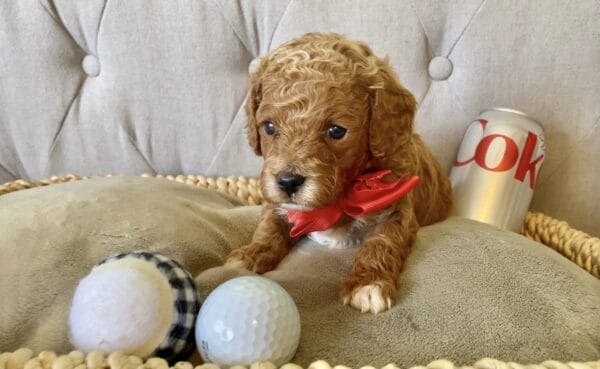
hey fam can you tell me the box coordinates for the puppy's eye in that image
[328,125,348,140]
[263,121,276,135]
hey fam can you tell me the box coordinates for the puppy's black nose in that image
[277,173,305,196]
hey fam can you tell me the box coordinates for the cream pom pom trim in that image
[1,349,599,369]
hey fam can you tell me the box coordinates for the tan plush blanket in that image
[0,177,598,367]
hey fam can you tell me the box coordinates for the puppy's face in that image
[255,79,370,210]
[246,33,417,211]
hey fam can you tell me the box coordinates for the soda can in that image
[450,108,546,232]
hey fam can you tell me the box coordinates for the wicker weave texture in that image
[0,174,598,279]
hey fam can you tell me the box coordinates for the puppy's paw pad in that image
[344,284,392,314]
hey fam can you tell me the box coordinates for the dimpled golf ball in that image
[195,276,301,367]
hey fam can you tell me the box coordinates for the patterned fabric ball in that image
[70,251,200,363]
[100,251,200,362]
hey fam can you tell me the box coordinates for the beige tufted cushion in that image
[0,1,598,234]
[1,177,599,365]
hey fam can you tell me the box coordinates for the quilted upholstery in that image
[0,1,598,234]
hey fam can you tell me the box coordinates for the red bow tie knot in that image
[287,170,420,238]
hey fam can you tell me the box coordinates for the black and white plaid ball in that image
[100,251,200,363]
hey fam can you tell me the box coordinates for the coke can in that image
[450,108,546,232]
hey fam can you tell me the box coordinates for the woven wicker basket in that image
[1,174,599,369]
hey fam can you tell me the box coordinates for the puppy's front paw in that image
[223,253,250,270]
[224,248,258,272]
[224,243,282,274]
[341,278,397,314]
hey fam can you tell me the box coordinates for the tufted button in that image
[248,58,262,74]
[82,54,101,77]
[428,56,453,81]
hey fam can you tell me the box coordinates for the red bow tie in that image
[287,170,420,238]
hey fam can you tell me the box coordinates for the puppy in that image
[226,32,453,313]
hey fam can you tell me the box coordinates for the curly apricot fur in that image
[226,33,453,313]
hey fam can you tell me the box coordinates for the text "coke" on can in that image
[449,108,546,232]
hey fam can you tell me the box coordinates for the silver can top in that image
[481,107,542,127]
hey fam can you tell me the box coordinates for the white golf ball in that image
[195,276,301,367]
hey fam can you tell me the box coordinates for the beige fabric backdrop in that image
[0,1,598,233]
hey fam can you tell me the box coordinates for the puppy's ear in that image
[368,58,417,163]
[245,59,267,156]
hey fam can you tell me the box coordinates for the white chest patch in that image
[307,228,362,249]
[280,206,393,249]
